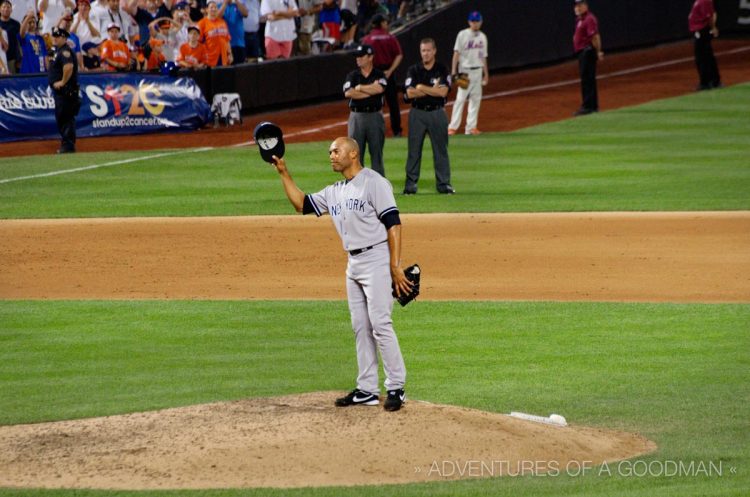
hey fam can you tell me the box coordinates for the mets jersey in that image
[306,168,398,252]
[453,28,488,70]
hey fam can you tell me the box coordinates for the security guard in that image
[343,44,388,177]
[49,26,82,154]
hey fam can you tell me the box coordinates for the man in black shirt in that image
[49,26,81,154]
[0,0,21,74]
[343,43,388,177]
[403,37,454,195]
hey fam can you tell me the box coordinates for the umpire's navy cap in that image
[353,44,374,57]
[51,27,70,38]
[253,121,285,164]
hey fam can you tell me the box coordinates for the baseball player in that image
[271,137,411,412]
[448,10,488,136]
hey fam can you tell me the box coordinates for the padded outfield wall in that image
[216,0,749,113]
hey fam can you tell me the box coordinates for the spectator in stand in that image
[37,0,74,34]
[218,0,247,65]
[362,13,402,137]
[129,37,145,69]
[95,0,136,44]
[170,0,189,46]
[259,0,298,60]
[9,0,35,23]
[19,12,47,72]
[0,0,22,73]
[241,0,259,61]
[81,39,102,69]
[57,10,84,69]
[126,0,170,46]
[145,35,164,68]
[318,0,340,47]
[176,22,206,67]
[0,25,8,74]
[295,0,320,55]
[356,0,385,39]
[71,0,100,45]
[99,22,129,69]
[88,0,106,22]
[186,0,203,22]
[148,17,178,60]
[339,3,356,48]
[197,0,231,66]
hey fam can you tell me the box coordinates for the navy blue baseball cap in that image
[253,121,285,163]
[353,44,374,57]
[468,11,482,22]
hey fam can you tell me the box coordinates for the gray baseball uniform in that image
[305,167,406,393]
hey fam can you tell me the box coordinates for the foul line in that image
[235,45,750,147]
[0,147,214,185]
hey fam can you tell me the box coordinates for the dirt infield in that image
[1,39,748,157]
[2,40,748,491]
[0,392,656,490]
[1,212,749,302]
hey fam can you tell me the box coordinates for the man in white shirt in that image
[259,0,297,59]
[94,0,136,43]
[448,10,489,136]
[70,0,100,44]
[9,0,35,22]
[37,0,74,34]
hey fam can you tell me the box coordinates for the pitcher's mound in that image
[0,392,655,489]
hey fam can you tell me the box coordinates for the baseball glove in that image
[453,72,470,90]
[392,264,421,307]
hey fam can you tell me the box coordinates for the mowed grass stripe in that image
[0,300,747,496]
[0,84,748,217]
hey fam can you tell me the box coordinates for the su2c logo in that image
[85,84,165,118]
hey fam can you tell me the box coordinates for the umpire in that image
[403,38,454,195]
[49,26,82,154]
[344,44,388,177]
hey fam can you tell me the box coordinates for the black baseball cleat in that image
[384,389,406,411]
[335,389,379,407]
[438,185,456,195]
[403,188,417,195]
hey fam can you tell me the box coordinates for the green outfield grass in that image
[1,84,749,497]
[0,300,748,497]
[0,83,749,218]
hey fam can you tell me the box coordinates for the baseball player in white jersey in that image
[271,137,412,412]
[448,10,489,136]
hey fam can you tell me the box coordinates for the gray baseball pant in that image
[346,244,406,394]
[348,111,386,177]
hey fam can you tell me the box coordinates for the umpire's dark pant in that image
[405,107,451,192]
[578,47,598,112]
[382,72,402,136]
[54,93,81,152]
[694,28,721,89]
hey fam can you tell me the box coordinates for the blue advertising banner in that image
[0,74,211,143]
